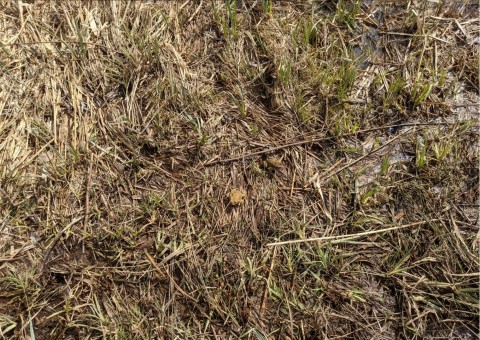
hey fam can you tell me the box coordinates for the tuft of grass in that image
[336,0,361,29]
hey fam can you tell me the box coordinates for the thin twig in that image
[208,122,450,165]
[266,220,438,247]
[145,251,167,280]
[259,246,277,318]
[321,128,410,182]
[380,31,449,43]
[0,40,105,47]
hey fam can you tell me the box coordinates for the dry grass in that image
[0,0,478,338]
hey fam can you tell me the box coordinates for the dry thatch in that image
[0,0,478,338]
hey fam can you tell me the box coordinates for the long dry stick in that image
[209,123,447,165]
[266,220,438,247]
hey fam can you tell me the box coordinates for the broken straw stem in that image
[266,220,438,247]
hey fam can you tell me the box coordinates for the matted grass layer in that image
[0,0,478,338]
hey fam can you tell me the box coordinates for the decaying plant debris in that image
[0,0,478,338]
